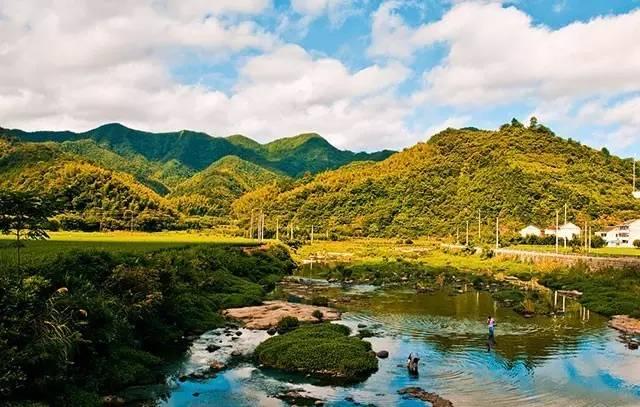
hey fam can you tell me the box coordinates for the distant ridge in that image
[3,123,395,177]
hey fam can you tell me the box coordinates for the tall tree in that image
[0,190,54,269]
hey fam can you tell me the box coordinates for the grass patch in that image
[255,323,378,382]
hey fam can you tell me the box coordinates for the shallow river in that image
[158,285,640,406]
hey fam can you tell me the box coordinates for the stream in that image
[156,281,640,406]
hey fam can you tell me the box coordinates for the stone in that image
[231,350,242,357]
[609,315,640,335]
[397,387,454,407]
[206,344,221,353]
[178,375,188,382]
[267,327,277,336]
[192,392,200,397]
[223,301,341,329]
[357,323,367,328]
[209,360,225,371]
[629,341,639,350]
[102,395,125,406]
[235,331,243,336]
[376,350,389,359]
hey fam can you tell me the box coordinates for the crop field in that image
[0,231,257,270]
[511,244,640,258]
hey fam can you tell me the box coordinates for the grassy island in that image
[254,323,378,382]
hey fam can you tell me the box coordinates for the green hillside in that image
[5,123,393,177]
[59,139,194,195]
[168,156,287,217]
[233,120,640,238]
[0,137,176,231]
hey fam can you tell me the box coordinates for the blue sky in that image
[1,0,639,156]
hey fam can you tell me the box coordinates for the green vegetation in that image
[0,243,295,405]
[539,264,640,317]
[168,156,286,216]
[0,190,54,268]
[276,316,300,334]
[254,323,378,382]
[5,123,391,177]
[235,120,640,237]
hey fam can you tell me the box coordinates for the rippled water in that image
[158,287,640,407]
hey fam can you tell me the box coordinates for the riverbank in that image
[0,243,295,405]
[295,239,640,323]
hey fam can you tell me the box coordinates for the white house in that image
[519,225,542,238]
[598,219,640,247]
[544,222,581,240]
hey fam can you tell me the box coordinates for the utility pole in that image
[478,209,481,242]
[588,225,592,253]
[495,216,499,249]
[466,221,469,246]
[261,211,265,242]
[564,203,567,225]
[556,209,560,254]
[634,159,637,193]
[456,226,459,245]
[311,225,314,244]
[276,218,279,240]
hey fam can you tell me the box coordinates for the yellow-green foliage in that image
[254,323,378,381]
[234,122,640,237]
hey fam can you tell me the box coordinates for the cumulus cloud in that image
[0,0,413,152]
[370,0,640,149]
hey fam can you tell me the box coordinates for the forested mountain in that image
[227,132,395,176]
[233,120,640,238]
[3,123,393,177]
[0,137,176,231]
[168,156,286,216]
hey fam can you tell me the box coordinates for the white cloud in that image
[0,0,414,153]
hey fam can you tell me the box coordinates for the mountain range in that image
[2,119,639,236]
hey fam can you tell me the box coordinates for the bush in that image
[309,296,329,307]
[311,310,323,321]
[254,323,378,382]
[634,240,640,249]
[276,316,300,334]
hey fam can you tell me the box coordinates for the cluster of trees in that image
[0,244,295,405]
[509,233,606,248]
[233,119,640,238]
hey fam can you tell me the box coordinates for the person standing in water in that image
[487,316,496,337]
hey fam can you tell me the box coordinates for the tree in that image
[0,190,55,268]
[633,240,640,249]
[529,116,539,129]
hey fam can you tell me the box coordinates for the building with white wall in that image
[519,225,542,238]
[597,219,640,247]
[544,222,581,240]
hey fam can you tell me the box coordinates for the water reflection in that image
[160,288,640,406]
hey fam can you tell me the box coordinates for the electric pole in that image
[466,221,469,247]
[478,209,481,243]
[311,225,314,244]
[276,217,279,240]
[556,210,560,254]
[495,216,499,249]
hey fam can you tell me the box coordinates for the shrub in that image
[311,310,323,321]
[276,316,300,334]
[309,296,329,307]
[254,323,378,382]
[634,240,640,249]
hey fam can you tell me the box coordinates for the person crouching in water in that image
[407,353,420,375]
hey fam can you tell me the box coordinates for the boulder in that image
[102,395,125,406]
[206,344,221,353]
[267,327,277,336]
[231,350,242,357]
[398,387,454,407]
[376,350,389,359]
[235,331,243,336]
[357,323,367,328]
[209,360,225,371]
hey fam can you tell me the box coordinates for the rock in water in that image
[376,350,389,358]
[267,327,277,336]
[206,344,221,353]
[398,387,454,407]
